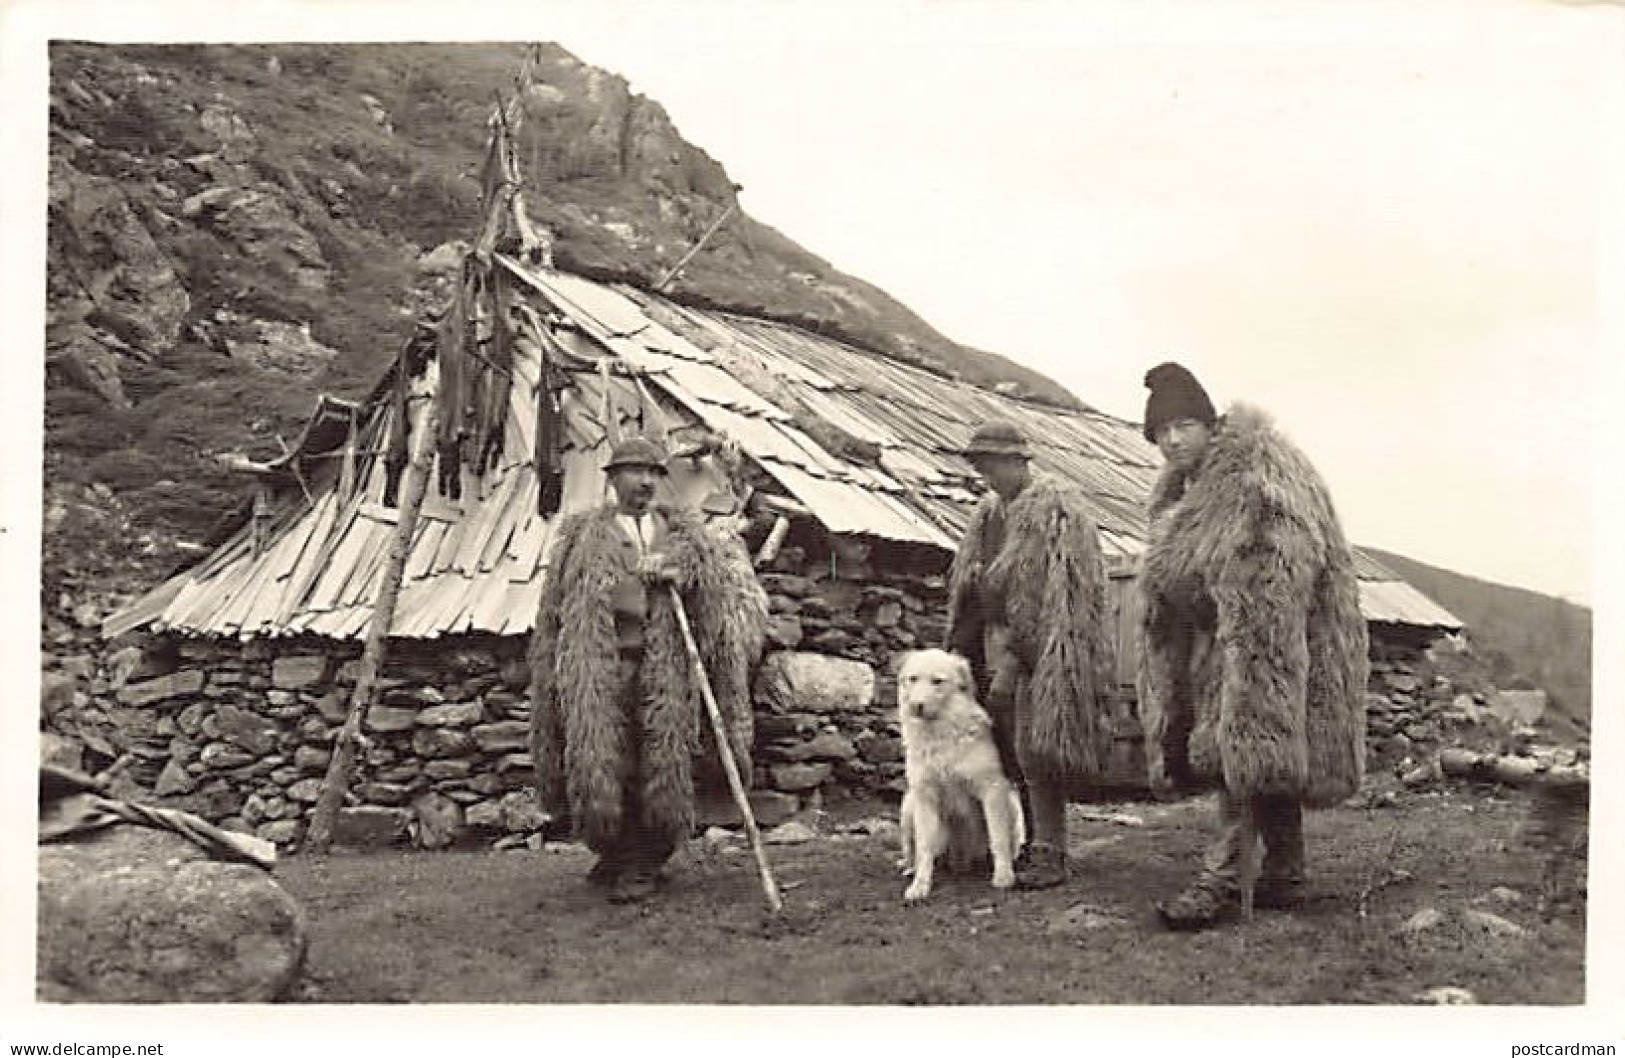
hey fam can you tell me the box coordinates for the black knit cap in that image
[1142,362,1217,444]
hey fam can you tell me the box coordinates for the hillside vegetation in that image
[1364,549,1591,733]
[45,41,1078,608]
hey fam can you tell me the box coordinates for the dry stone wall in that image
[44,558,1556,855]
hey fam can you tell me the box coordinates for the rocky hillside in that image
[44,40,1080,614]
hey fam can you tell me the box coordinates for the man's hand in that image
[637,553,676,584]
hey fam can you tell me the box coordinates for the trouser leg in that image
[1257,793,1304,885]
[1201,789,1260,887]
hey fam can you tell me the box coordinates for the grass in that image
[274,784,1584,1005]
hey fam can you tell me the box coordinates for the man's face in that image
[610,465,662,514]
[1155,418,1213,472]
[970,453,1030,500]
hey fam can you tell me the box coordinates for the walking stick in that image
[667,586,783,914]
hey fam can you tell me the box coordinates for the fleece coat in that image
[945,472,1115,783]
[1137,405,1367,806]
[528,502,767,853]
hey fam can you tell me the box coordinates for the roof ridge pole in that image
[304,394,440,854]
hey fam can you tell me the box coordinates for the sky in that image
[4,0,1618,603]
[514,0,1621,605]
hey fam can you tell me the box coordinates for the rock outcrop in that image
[37,825,306,1003]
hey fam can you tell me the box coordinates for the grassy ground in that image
[275,784,1584,1005]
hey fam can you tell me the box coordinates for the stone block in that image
[777,731,858,762]
[424,759,473,781]
[364,705,418,733]
[472,721,529,753]
[271,655,327,690]
[754,652,875,715]
[770,762,833,792]
[117,670,205,708]
[213,703,279,756]
[417,701,484,727]
[293,745,331,774]
[412,728,474,759]
[411,792,463,850]
[333,806,410,849]
[285,778,324,803]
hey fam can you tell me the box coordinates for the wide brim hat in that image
[603,436,670,474]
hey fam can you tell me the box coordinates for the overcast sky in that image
[524,0,1620,605]
[7,0,1621,603]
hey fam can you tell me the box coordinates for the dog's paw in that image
[991,865,1016,890]
[903,879,932,903]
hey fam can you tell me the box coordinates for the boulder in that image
[754,652,876,715]
[411,792,464,850]
[465,800,505,832]
[498,790,549,833]
[213,704,278,756]
[179,185,330,291]
[1462,908,1529,939]
[333,806,411,849]
[37,825,305,1002]
[1398,907,1446,936]
[47,159,190,358]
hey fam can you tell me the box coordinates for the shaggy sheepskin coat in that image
[528,502,767,852]
[1137,405,1367,806]
[945,472,1115,782]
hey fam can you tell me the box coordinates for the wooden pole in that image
[667,586,783,913]
[304,398,439,853]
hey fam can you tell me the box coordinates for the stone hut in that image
[92,249,1463,851]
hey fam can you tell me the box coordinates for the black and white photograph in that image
[4,0,1622,1046]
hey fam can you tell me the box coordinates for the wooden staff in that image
[667,585,783,914]
[305,397,439,854]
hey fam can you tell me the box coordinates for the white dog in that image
[896,648,1026,902]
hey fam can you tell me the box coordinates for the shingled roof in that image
[106,257,1461,640]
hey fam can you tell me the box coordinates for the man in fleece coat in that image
[1136,363,1367,929]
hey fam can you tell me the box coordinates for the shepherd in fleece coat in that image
[1137,363,1367,930]
[528,437,767,903]
[946,421,1114,889]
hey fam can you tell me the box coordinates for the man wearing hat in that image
[945,421,1115,889]
[1137,363,1367,929]
[529,436,768,903]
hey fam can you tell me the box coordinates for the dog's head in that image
[897,648,975,722]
